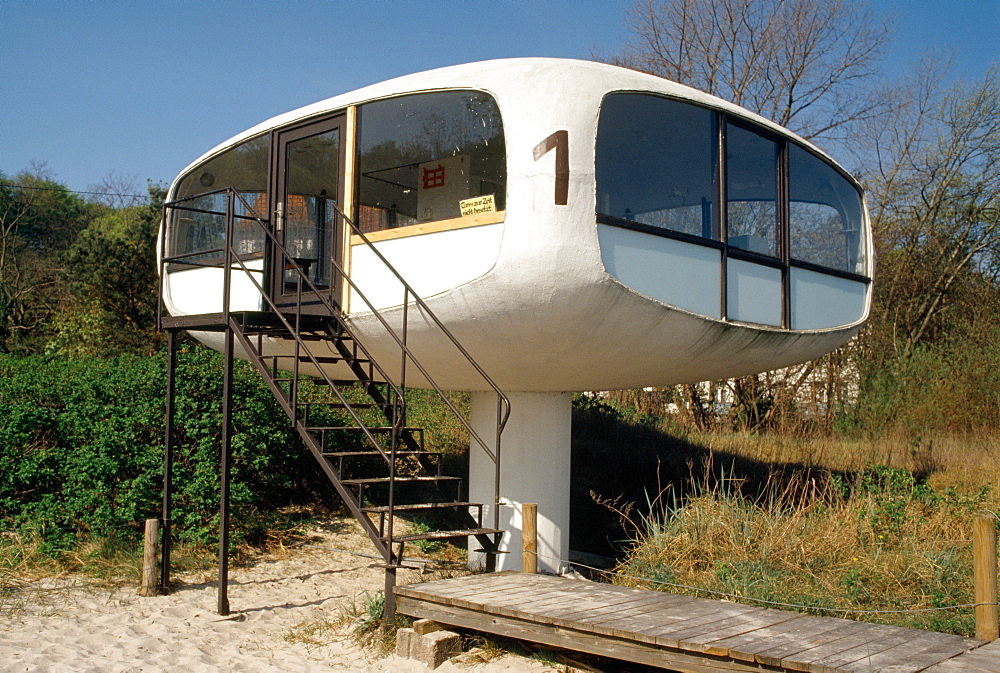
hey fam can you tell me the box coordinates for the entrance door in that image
[271,116,345,314]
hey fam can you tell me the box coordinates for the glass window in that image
[596,94,717,239]
[789,144,865,274]
[726,123,778,257]
[355,91,506,233]
[283,129,340,288]
[170,134,269,261]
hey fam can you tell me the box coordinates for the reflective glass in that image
[170,135,269,261]
[282,129,339,288]
[356,91,506,233]
[726,123,778,257]
[596,94,717,239]
[789,144,865,274]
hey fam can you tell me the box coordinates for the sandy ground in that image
[0,518,558,673]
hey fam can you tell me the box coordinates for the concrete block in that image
[396,627,416,658]
[397,626,462,669]
[413,619,448,635]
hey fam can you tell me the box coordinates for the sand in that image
[0,519,555,673]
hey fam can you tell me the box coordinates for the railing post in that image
[222,190,234,318]
[522,503,538,574]
[160,330,177,591]
[139,518,160,596]
[495,395,503,532]
[974,512,999,641]
[218,324,235,616]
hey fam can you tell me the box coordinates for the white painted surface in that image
[726,258,782,326]
[164,260,264,315]
[347,223,502,312]
[598,224,721,318]
[468,391,572,573]
[161,58,873,392]
[791,267,869,330]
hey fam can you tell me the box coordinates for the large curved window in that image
[596,94,717,239]
[726,123,778,257]
[596,92,869,329]
[169,134,269,261]
[355,90,506,235]
[789,143,865,274]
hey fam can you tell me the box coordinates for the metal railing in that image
[158,187,510,541]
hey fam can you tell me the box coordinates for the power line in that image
[4,183,152,200]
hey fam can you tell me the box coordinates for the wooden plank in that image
[686,610,805,657]
[396,594,779,673]
[350,210,505,245]
[801,624,931,673]
[398,573,996,673]
[563,591,694,626]
[638,601,766,643]
[778,622,900,672]
[668,607,776,642]
[758,619,872,667]
[734,617,865,665]
[838,632,983,673]
[924,639,1000,673]
[602,600,734,648]
[542,592,702,647]
[544,587,686,621]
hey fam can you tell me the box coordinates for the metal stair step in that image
[270,354,371,364]
[306,426,423,433]
[361,501,479,513]
[302,401,379,409]
[323,450,437,458]
[273,377,361,386]
[342,476,461,485]
[388,527,503,543]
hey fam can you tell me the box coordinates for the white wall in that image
[468,391,572,573]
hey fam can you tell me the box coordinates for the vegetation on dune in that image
[2,0,998,641]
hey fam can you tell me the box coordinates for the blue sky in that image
[1,0,997,194]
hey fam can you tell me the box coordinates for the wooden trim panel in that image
[350,211,505,246]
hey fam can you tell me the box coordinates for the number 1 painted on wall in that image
[533,130,569,206]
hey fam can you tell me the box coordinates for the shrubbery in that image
[0,346,323,554]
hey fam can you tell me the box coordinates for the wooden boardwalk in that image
[395,572,998,673]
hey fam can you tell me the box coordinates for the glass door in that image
[271,116,344,314]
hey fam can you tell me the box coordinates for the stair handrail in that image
[329,203,511,455]
[161,189,510,525]
[162,189,411,463]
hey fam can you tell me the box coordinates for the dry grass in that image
[690,429,1000,488]
[613,445,999,636]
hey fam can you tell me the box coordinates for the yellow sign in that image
[459,194,497,217]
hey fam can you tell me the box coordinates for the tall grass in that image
[613,463,995,636]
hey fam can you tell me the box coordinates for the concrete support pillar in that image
[468,391,572,573]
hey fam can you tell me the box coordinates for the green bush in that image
[0,346,323,552]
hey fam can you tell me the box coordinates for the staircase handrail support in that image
[161,189,508,461]
[161,189,400,461]
[160,189,509,524]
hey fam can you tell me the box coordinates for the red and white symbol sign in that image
[422,164,446,189]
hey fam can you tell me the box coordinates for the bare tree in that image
[86,171,145,210]
[604,0,892,142]
[864,63,1000,356]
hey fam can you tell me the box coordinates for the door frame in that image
[268,113,347,315]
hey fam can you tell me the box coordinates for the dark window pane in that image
[283,129,339,288]
[170,134,269,261]
[726,123,778,257]
[356,91,506,232]
[789,144,865,274]
[597,94,717,239]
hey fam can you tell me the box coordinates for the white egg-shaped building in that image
[159,58,872,574]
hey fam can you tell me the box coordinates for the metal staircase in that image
[158,188,509,621]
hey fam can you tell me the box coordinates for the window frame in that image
[350,88,508,245]
[595,91,869,329]
[166,133,272,271]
